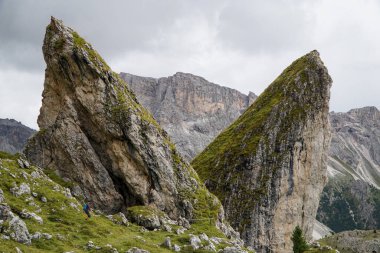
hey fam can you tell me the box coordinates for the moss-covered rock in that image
[192,50,332,252]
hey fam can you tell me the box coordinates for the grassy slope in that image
[0,153,246,253]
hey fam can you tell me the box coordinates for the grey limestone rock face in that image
[192,50,332,252]
[120,72,257,162]
[317,106,380,232]
[328,106,380,188]
[24,17,225,229]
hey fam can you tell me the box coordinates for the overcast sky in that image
[0,0,379,129]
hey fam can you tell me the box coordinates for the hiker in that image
[83,202,91,219]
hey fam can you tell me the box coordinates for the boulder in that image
[9,216,31,245]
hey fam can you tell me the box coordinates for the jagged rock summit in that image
[120,72,257,162]
[24,17,224,227]
[192,50,332,252]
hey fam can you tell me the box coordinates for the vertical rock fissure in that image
[74,99,145,211]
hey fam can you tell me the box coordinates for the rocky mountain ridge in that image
[120,72,257,162]
[0,119,35,154]
[192,50,332,252]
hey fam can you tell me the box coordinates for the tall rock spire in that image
[192,50,332,252]
[24,17,226,231]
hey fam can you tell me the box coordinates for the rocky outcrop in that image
[120,72,256,162]
[24,17,224,228]
[0,119,35,154]
[317,107,380,232]
[192,50,332,252]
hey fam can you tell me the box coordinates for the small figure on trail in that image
[83,202,91,219]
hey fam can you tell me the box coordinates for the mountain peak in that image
[25,19,232,236]
[192,50,332,251]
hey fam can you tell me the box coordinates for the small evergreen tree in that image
[291,225,309,253]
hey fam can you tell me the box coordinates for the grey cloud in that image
[0,0,379,129]
[217,0,316,53]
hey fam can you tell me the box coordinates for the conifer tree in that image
[291,225,309,253]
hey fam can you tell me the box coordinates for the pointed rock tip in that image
[306,50,323,62]
[49,16,64,30]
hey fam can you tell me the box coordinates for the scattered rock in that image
[1,235,10,240]
[189,234,202,250]
[220,246,248,253]
[199,233,209,241]
[42,233,52,240]
[9,216,31,245]
[21,172,29,180]
[162,224,172,232]
[127,207,161,230]
[173,244,181,252]
[87,240,95,249]
[210,237,223,245]
[63,188,72,198]
[118,212,129,226]
[10,183,31,197]
[20,209,43,224]
[69,202,79,210]
[106,244,119,253]
[0,188,4,203]
[31,192,38,198]
[311,241,321,248]
[177,216,191,229]
[30,171,41,178]
[176,227,186,235]
[56,233,66,241]
[40,196,47,203]
[0,204,13,220]
[162,237,171,249]
[31,232,42,240]
[203,242,216,252]
[125,247,150,253]
[17,159,25,169]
